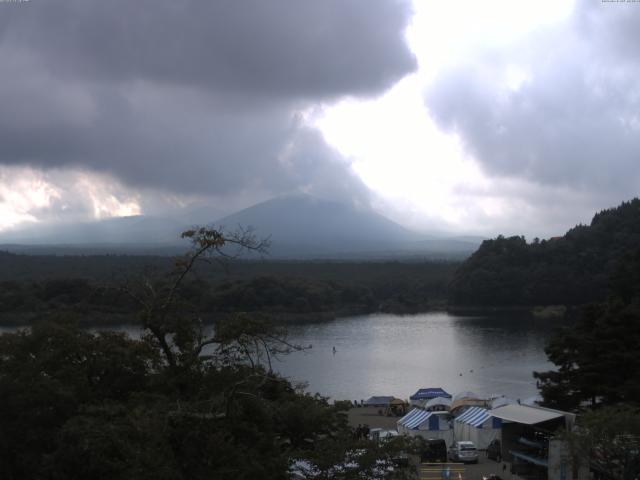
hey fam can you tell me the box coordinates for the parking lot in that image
[419,455,522,480]
[346,407,527,480]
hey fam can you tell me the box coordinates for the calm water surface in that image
[271,312,563,401]
[0,312,563,402]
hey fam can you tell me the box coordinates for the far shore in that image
[446,304,571,319]
[0,303,575,327]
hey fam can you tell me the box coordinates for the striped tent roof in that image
[455,407,491,427]
[398,408,433,429]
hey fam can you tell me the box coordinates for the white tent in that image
[450,392,488,415]
[425,396,452,411]
[453,406,501,449]
[397,409,454,446]
[521,395,543,406]
[490,404,575,429]
[489,396,517,409]
[453,391,481,401]
[369,428,399,442]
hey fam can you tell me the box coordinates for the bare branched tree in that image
[121,226,307,372]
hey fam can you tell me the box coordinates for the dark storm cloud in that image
[4,0,415,99]
[0,0,415,200]
[425,0,640,198]
[0,81,293,194]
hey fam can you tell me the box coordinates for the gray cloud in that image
[277,127,374,206]
[425,0,640,200]
[4,0,414,99]
[0,0,415,208]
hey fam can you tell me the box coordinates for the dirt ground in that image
[347,406,404,429]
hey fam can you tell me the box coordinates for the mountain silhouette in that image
[0,194,480,258]
[215,194,421,255]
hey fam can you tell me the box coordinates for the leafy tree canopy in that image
[534,246,640,411]
[450,198,640,306]
[560,405,640,480]
[0,227,420,480]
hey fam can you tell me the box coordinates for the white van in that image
[448,441,479,463]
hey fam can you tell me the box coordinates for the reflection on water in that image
[273,312,563,401]
[0,312,564,402]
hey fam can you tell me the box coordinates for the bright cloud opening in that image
[0,167,142,232]
[313,0,581,236]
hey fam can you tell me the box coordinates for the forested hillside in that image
[0,255,457,325]
[449,198,640,306]
[0,228,421,479]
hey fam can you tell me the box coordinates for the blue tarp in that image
[410,388,451,400]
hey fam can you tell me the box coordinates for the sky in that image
[0,0,639,239]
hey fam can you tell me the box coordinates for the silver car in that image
[448,441,479,463]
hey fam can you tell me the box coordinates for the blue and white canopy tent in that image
[409,387,451,407]
[397,408,453,445]
[453,406,502,449]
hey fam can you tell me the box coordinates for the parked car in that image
[420,438,447,463]
[486,439,502,462]
[448,441,478,463]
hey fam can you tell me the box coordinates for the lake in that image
[0,311,563,402]
[271,312,562,402]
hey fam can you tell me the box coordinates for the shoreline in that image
[0,303,574,327]
[446,304,571,319]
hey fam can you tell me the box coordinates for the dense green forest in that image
[533,245,640,478]
[449,198,640,306]
[535,244,640,411]
[2,207,639,477]
[4,198,640,320]
[0,228,422,479]
[0,253,457,325]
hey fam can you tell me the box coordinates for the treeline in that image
[205,270,452,314]
[0,250,168,281]
[449,198,640,306]
[535,245,640,410]
[0,278,137,319]
[0,226,421,479]
[533,245,640,478]
[0,260,458,324]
